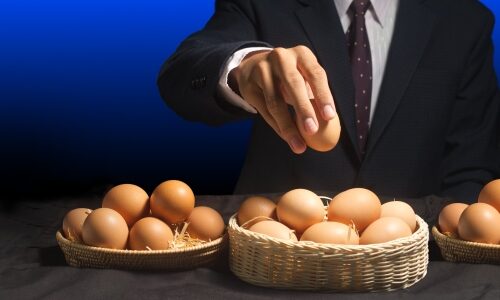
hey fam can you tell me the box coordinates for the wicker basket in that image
[56,230,227,270]
[228,215,429,292]
[431,226,500,264]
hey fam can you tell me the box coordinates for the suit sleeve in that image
[440,8,500,202]
[157,0,272,125]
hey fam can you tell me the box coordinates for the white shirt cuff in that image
[217,47,273,114]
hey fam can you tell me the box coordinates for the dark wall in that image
[1,0,499,204]
[0,0,252,203]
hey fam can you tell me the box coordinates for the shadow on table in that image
[428,241,444,261]
[37,246,67,266]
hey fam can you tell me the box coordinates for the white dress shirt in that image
[218,0,399,124]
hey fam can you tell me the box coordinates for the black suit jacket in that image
[158,0,500,201]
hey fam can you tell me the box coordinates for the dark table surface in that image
[1,193,499,299]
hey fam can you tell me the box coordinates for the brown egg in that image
[458,203,500,244]
[360,217,412,245]
[62,208,92,242]
[186,206,225,241]
[277,189,325,234]
[102,184,150,228]
[249,220,297,241]
[237,196,277,227]
[82,208,129,249]
[150,180,195,224]
[129,217,173,250]
[438,203,468,236]
[297,100,341,152]
[478,179,500,212]
[381,200,417,232]
[328,188,381,232]
[300,221,359,245]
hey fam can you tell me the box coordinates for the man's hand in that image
[230,45,336,154]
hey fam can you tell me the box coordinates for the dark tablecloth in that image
[1,193,499,299]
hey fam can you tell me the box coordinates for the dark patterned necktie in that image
[346,0,372,154]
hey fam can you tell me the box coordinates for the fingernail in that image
[290,136,305,152]
[323,104,336,119]
[304,118,318,134]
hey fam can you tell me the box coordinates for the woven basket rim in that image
[431,226,500,249]
[56,229,226,255]
[229,213,428,250]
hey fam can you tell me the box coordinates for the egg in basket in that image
[57,180,227,270]
[229,188,429,292]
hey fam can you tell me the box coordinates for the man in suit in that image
[157,0,500,202]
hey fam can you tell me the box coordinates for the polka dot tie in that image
[346,0,372,155]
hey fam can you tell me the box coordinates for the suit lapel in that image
[365,0,437,156]
[295,0,361,160]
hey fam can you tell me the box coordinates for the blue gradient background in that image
[1,0,499,198]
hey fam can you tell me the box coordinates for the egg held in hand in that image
[150,180,195,224]
[328,188,381,232]
[438,203,468,236]
[62,208,92,242]
[360,217,412,245]
[249,220,297,241]
[277,189,325,234]
[300,221,359,245]
[82,208,129,249]
[186,206,225,241]
[237,196,277,227]
[297,100,341,152]
[129,217,174,250]
[102,183,150,227]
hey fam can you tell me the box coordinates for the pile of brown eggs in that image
[238,188,418,245]
[438,179,500,244]
[61,180,225,250]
